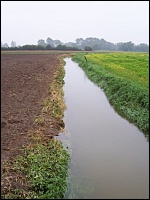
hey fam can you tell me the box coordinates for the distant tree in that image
[46,37,54,47]
[22,45,35,50]
[37,45,45,50]
[37,39,47,47]
[122,41,134,51]
[128,41,134,50]
[11,41,16,47]
[84,37,98,49]
[76,38,84,49]
[1,36,149,52]
[56,44,67,50]
[65,42,78,48]
[53,39,62,47]
[84,46,92,51]
[135,43,149,52]
[116,42,124,51]
[21,44,45,50]
[46,44,51,50]
[1,42,9,48]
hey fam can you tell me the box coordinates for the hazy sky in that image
[1,1,149,46]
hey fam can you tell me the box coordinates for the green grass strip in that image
[16,138,69,199]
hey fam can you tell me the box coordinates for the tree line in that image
[1,37,149,52]
[1,40,81,51]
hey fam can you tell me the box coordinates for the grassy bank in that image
[72,52,149,136]
[1,56,70,199]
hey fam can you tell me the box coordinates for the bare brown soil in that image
[1,53,65,196]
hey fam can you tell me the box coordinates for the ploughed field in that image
[1,54,61,162]
[1,52,71,199]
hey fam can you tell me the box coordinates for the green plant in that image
[1,138,70,199]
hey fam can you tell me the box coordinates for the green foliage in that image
[84,46,92,51]
[3,138,70,199]
[72,52,149,135]
[25,138,69,199]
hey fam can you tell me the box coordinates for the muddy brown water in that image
[57,58,149,199]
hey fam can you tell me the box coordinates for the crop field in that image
[86,52,148,87]
[72,52,149,136]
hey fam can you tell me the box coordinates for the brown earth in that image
[1,53,66,196]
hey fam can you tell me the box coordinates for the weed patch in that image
[1,138,69,199]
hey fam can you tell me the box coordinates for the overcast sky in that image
[1,1,149,46]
